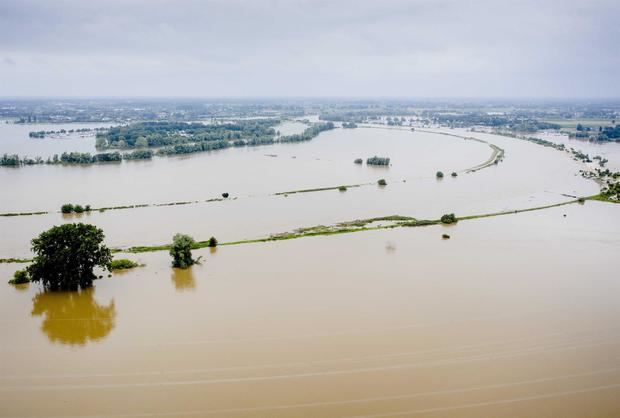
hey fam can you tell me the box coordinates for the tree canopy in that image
[170,233,196,269]
[27,223,112,290]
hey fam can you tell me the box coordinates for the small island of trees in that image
[367,156,390,166]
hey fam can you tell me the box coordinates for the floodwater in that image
[0,126,601,257]
[0,121,111,157]
[1,122,619,417]
[533,131,620,172]
[1,202,619,417]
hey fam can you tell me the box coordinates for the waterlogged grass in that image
[275,184,367,196]
[110,258,143,271]
[2,196,610,264]
[0,257,32,264]
[117,197,603,255]
[0,211,48,217]
[587,194,620,204]
[123,215,437,253]
[1,197,231,218]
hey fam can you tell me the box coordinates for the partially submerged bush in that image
[451,172,458,177]
[377,179,387,186]
[170,233,196,269]
[222,192,229,198]
[110,258,140,271]
[354,158,363,164]
[61,203,74,213]
[338,185,347,192]
[74,204,84,213]
[436,171,444,178]
[440,213,457,224]
[207,236,218,247]
[9,269,29,285]
[442,234,451,239]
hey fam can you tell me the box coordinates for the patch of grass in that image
[0,211,48,217]
[0,257,32,264]
[110,258,142,271]
[587,194,620,204]
[275,183,365,195]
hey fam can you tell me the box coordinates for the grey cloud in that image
[0,0,618,97]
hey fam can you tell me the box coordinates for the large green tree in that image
[28,223,112,290]
[170,233,196,269]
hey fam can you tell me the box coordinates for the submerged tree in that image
[28,223,112,290]
[170,233,196,268]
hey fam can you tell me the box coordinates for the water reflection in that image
[171,267,196,291]
[31,287,116,345]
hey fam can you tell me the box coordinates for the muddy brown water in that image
[1,125,619,417]
[1,202,619,417]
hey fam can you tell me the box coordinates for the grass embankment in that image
[0,197,230,218]
[415,129,506,173]
[117,199,594,255]
[0,258,32,264]
[3,196,614,264]
[275,183,368,196]
[587,194,620,204]
[541,119,614,130]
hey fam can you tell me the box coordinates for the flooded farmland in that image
[1,119,619,417]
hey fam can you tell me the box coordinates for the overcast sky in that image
[0,0,618,98]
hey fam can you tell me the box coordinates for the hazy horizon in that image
[1,0,619,98]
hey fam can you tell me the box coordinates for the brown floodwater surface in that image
[1,201,619,417]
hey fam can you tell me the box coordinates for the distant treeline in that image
[29,128,104,138]
[0,150,154,166]
[1,121,335,167]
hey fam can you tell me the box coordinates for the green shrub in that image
[222,192,229,198]
[436,171,444,178]
[451,172,458,177]
[442,234,451,239]
[110,258,140,271]
[440,213,457,224]
[377,179,387,186]
[85,205,91,212]
[74,204,84,213]
[9,269,29,285]
[338,186,347,191]
[61,203,74,213]
[208,236,218,247]
[354,158,363,164]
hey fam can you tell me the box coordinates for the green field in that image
[543,118,615,130]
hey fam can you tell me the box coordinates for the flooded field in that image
[1,121,619,417]
[0,126,599,258]
[1,201,619,417]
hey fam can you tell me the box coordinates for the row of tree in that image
[10,224,216,290]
